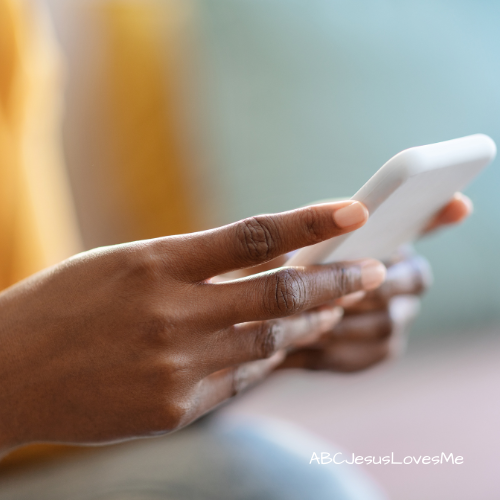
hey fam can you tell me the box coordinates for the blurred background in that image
[1,0,500,498]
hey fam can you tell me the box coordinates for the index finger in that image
[168,201,369,281]
[422,193,473,235]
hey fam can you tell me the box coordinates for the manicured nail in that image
[333,201,369,228]
[360,259,386,290]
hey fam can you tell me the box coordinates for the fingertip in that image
[361,259,387,290]
[453,192,473,219]
[441,193,473,224]
[423,192,473,234]
[359,259,387,290]
[332,201,369,229]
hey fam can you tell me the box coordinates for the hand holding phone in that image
[287,134,496,266]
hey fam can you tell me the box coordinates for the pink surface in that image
[222,328,500,500]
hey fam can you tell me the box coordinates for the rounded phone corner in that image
[394,133,498,177]
[475,133,497,162]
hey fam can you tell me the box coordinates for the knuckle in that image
[144,359,183,397]
[139,310,178,346]
[159,356,192,382]
[236,216,280,264]
[159,399,192,431]
[146,363,195,431]
[301,206,328,243]
[254,322,280,359]
[332,265,360,296]
[125,244,165,285]
[142,313,169,338]
[265,268,307,316]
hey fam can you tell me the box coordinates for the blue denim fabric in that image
[0,416,387,500]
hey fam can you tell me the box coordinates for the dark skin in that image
[279,254,429,372]
[0,195,471,456]
[280,192,472,372]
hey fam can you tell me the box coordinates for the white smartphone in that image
[287,134,496,266]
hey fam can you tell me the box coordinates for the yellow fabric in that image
[0,0,81,290]
[96,0,199,241]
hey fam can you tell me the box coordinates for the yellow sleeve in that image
[96,0,200,241]
[0,0,82,291]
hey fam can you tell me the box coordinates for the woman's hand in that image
[280,193,473,372]
[0,200,386,453]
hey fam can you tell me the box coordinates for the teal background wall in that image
[192,0,500,334]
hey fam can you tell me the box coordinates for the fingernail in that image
[455,192,474,214]
[333,201,369,228]
[360,259,386,290]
